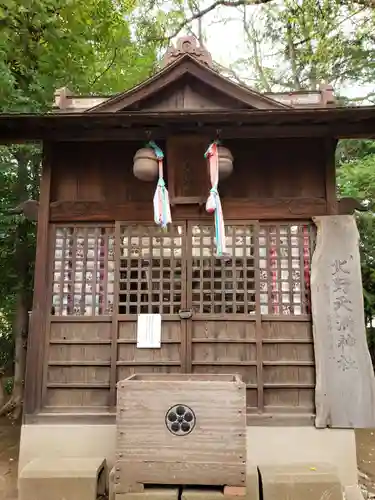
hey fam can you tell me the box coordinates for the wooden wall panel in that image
[192,319,314,413]
[45,322,112,408]
[49,138,326,207]
[192,319,257,409]
[221,138,326,199]
[47,366,110,384]
[262,343,314,362]
[45,389,109,407]
[118,321,181,340]
[50,141,165,204]
[50,322,111,341]
[117,365,181,382]
[133,77,249,111]
[263,366,315,384]
[116,320,184,384]
[49,344,111,362]
[117,343,181,363]
[39,221,315,419]
[262,321,312,340]
[263,388,314,410]
[261,321,315,413]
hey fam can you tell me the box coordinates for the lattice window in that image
[52,226,115,316]
[191,225,256,314]
[190,222,314,316]
[118,224,184,315]
[259,223,315,315]
[51,221,314,318]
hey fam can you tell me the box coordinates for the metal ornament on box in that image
[165,404,196,436]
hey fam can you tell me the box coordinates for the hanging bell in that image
[218,145,233,180]
[133,147,159,181]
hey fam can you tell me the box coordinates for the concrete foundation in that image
[18,424,361,493]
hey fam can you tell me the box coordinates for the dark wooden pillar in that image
[24,143,52,415]
[325,138,338,215]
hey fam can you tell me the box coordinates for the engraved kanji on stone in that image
[332,275,351,294]
[336,315,354,332]
[333,295,352,312]
[337,333,356,351]
[331,259,350,276]
[337,354,357,372]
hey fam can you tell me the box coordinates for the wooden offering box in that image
[115,374,246,490]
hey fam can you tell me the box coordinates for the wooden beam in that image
[24,144,52,415]
[325,138,338,214]
[1,123,375,142]
[338,197,368,214]
[49,197,328,222]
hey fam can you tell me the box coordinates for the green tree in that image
[337,143,375,360]
[0,0,160,418]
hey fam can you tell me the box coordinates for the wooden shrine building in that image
[1,36,375,499]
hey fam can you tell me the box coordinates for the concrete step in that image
[19,457,107,500]
[258,463,344,500]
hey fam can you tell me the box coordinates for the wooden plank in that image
[49,198,327,222]
[184,222,192,373]
[254,222,264,412]
[24,144,52,415]
[23,411,314,426]
[109,222,121,406]
[116,376,246,486]
[116,461,245,489]
[311,215,375,428]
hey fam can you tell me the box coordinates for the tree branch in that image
[242,7,272,91]
[165,0,275,41]
[90,47,118,88]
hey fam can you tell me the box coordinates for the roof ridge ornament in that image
[162,36,213,68]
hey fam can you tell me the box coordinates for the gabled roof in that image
[53,37,336,113]
[87,53,291,113]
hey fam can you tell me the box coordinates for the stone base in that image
[18,423,360,493]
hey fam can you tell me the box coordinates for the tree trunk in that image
[0,373,5,408]
[11,290,28,420]
[0,148,37,419]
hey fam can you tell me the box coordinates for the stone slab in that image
[19,457,107,500]
[259,463,343,500]
[311,215,375,428]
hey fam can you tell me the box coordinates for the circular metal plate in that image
[165,404,196,436]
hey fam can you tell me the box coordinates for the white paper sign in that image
[137,314,161,348]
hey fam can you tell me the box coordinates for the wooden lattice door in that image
[47,220,315,414]
[185,221,316,415]
[116,222,189,376]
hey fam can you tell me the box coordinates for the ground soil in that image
[0,418,20,500]
[0,418,374,499]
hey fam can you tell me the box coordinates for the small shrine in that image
[0,36,375,500]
